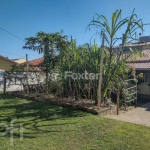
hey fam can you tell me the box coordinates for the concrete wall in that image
[0,71,23,92]
[0,71,46,92]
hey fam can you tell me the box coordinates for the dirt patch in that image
[8,92,117,115]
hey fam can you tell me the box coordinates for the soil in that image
[9,91,116,115]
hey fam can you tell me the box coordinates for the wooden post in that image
[26,54,29,94]
[124,82,127,111]
[125,97,127,111]
[117,90,120,115]
[97,33,105,111]
[135,81,137,107]
[3,76,6,94]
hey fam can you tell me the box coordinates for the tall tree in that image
[23,31,68,93]
[88,9,144,106]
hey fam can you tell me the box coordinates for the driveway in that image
[106,102,150,127]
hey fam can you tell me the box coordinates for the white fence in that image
[0,71,46,92]
[0,71,23,92]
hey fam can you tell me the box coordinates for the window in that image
[144,73,150,83]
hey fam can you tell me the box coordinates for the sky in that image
[0,0,150,60]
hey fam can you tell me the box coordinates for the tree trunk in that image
[97,33,105,110]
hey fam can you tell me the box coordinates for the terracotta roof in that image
[16,57,44,72]
[128,49,150,70]
[28,57,44,66]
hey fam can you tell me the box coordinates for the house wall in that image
[12,58,26,64]
[138,83,150,95]
[0,57,15,71]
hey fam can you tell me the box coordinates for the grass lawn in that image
[0,93,150,150]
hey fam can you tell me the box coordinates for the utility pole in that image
[26,54,29,94]
[97,32,105,111]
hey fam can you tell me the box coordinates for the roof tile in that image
[128,49,150,63]
[128,49,150,70]
[28,57,44,66]
[129,62,150,70]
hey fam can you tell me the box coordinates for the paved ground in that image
[106,102,150,127]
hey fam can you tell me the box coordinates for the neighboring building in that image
[0,55,17,71]
[27,57,44,71]
[28,57,44,66]
[0,57,45,92]
[113,36,150,99]
[14,57,44,72]
[0,55,18,91]
[11,58,26,64]
[128,49,150,98]
[127,36,150,98]
[140,36,150,43]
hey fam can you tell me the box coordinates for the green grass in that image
[0,93,150,150]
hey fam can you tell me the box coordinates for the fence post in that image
[26,54,29,94]
[3,77,6,94]
[117,90,120,115]
[136,81,137,107]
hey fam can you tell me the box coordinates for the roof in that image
[15,57,44,72]
[128,49,150,70]
[113,42,150,53]
[128,49,150,63]
[129,62,150,70]
[0,55,18,64]
[28,57,44,66]
[113,42,150,49]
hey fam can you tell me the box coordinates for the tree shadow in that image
[0,93,88,139]
[0,93,20,100]
[141,102,150,111]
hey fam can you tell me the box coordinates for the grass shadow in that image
[0,93,88,139]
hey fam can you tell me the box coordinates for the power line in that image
[0,47,27,57]
[0,27,25,41]
[0,46,43,60]
[0,50,25,57]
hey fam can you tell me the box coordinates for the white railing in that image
[124,79,137,110]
